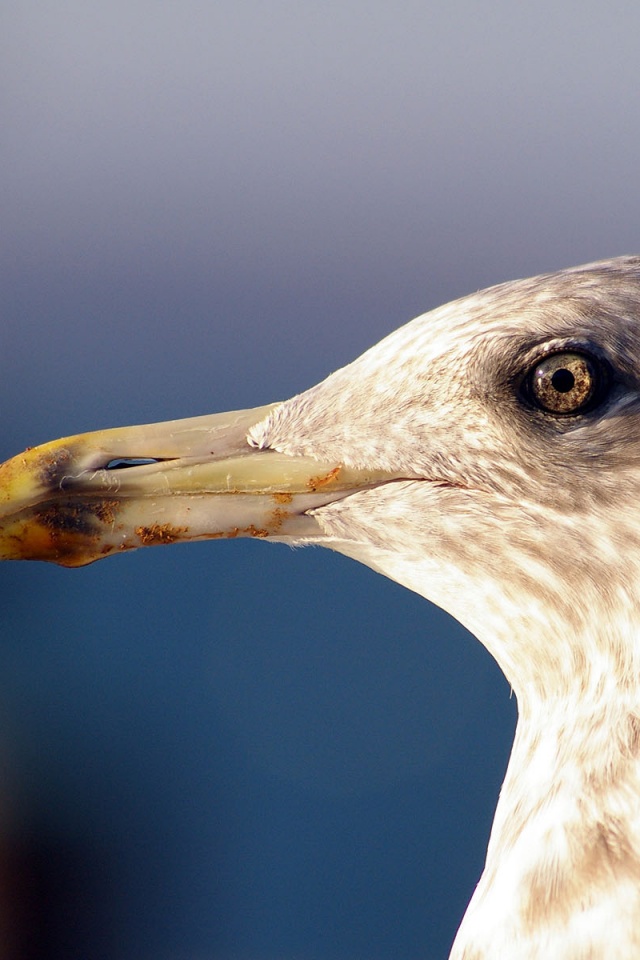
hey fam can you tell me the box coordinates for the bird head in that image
[3,256,640,700]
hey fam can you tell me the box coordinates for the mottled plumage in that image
[253,258,640,957]
[3,256,640,957]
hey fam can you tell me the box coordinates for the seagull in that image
[2,255,640,958]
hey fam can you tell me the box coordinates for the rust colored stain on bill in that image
[134,523,189,547]
[225,525,270,539]
[273,492,293,504]
[307,466,341,492]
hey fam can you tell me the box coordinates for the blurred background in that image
[1,2,639,958]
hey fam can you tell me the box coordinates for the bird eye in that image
[527,351,604,415]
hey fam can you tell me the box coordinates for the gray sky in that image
[2,3,639,958]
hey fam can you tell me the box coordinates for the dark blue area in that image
[0,545,513,960]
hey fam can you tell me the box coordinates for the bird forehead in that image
[251,258,640,472]
[305,261,640,401]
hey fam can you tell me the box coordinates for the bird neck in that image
[450,680,640,960]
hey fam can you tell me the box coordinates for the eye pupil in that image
[550,368,575,393]
[526,350,605,415]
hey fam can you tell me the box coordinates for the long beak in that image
[0,404,392,567]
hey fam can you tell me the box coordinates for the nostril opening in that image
[105,458,162,469]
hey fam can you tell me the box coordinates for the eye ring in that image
[526,350,606,415]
